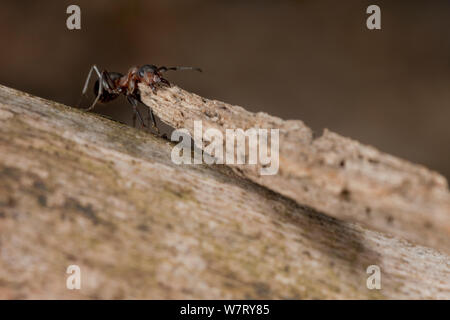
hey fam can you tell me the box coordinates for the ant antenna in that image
[157,66,202,73]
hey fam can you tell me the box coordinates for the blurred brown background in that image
[0,0,449,180]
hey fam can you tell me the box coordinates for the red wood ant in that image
[78,64,202,131]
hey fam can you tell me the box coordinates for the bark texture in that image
[140,84,450,256]
[0,84,448,299]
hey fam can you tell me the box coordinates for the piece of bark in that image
[140,84,450,255]
[0,85,449,299]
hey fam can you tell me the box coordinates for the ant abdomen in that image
[93,72,123,103]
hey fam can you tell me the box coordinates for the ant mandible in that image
[78,64,202,132]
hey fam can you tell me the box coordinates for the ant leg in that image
[77,65,102,108]
[135,107,146,128]
[85,72,104,111]
[85,71,117,112]
[127,96,146,128]
[103,70,118,94]
[148,107,159,134]
[139,91,159,134]
[144,105,159,134]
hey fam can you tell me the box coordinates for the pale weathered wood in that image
[140,84,450,255]
[0,84,448,299]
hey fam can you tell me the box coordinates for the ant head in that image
[138,65,158,77]
[138,64,166,88]
[93,72,123,102]
[137,64,201,89]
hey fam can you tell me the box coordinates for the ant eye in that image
[138,64,157,77]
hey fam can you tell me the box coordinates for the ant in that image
[78,64,202,132]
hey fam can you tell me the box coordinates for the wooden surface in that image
[0,84,449,299]
[140,84,450,255]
